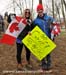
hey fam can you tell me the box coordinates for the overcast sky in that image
[0,0,48,16]
[0,0,66,17]
[0,0,39,16]
[0,0,10,14]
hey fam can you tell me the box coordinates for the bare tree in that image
[39,0,42,4]
[24,0,27,8]
[19,0,22,15]
[55,3,61,24]
[52,0,55,18]
[13,0,23,15]
[13,0,16,13]
[63,0,66,11]
[31,0,33,18]
[46,4,52,14]
[32,0,33,11]
[61,0,66,29]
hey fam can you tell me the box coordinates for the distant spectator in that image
[0,14,4,32]
[4,12,9,31]
[7,13,16,23]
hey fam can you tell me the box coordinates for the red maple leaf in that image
[9,22,19,33]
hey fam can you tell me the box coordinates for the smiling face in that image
[25,9,30,19]
[37,9,44,17]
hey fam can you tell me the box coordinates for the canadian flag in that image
[51,23,61,40]
[0,16,27,45]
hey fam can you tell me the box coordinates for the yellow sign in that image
[22,26,56,60]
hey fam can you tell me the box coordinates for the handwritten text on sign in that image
[22,26,56,60]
